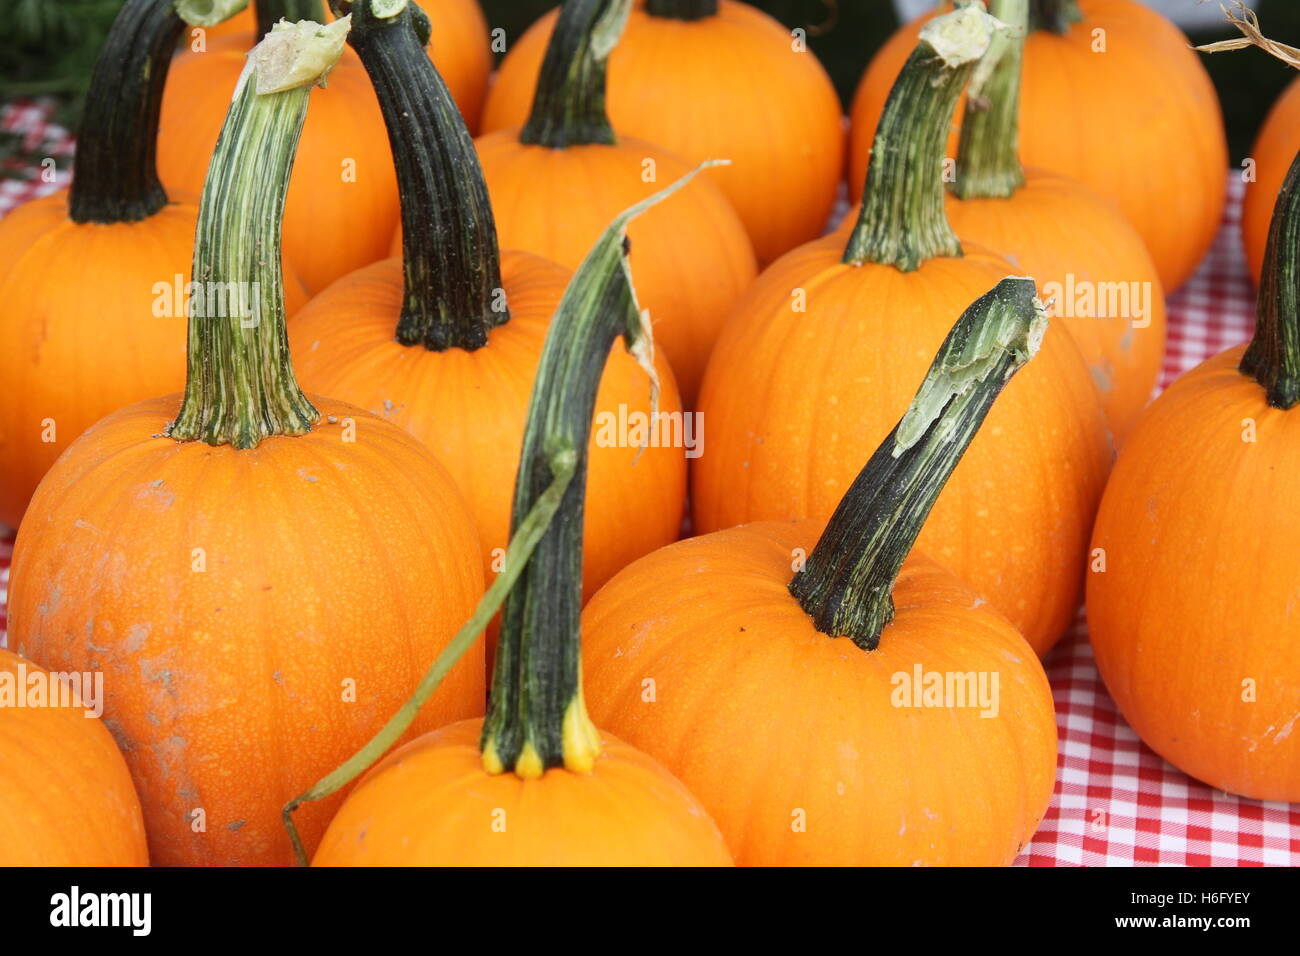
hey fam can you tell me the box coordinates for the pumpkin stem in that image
[167,18,349,449]
[952,0,1026,200]
[842,3,1004,270]
[789,277,1046,649]
[257,0,327,39]
[1028,0,1081,33]
[645,0,718,18]
[66,0,190,223]
[481,165,717,778]
[520,0,632,149]
[341,0,506,351]
[281,454,575,865]
[1242,148,1300,409]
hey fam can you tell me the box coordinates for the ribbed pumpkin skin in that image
[288,251,686,612]
[481,1,843,265]
[0,649,149,866]
[848,0,1226,293]
[1088,347,1300,801]
[470,133,757,405]
[159,41,397,295]
[312,719,734,866]
[10,395,486,866]
[1242,76,1300,285]
[941,170,1167,445]
[693,236,1111,654]
[581,522,1058,866]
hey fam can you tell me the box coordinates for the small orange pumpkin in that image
[482,0,842,266]
[694,4,1110,654]
[0,0,302,530]
[849,0,1226,293]
[468,0,756,405]
[935,0,1166,443]
[1087,144,1300,802]
[1243,75,1300,285]
[311,142,733,867]
[10,19,485,865]
[583,277,1059,865]
[289,0,686,638]
[0,649,149,866]
[159,0,492,294]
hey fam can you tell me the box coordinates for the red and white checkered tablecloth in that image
[0,98,1295,866]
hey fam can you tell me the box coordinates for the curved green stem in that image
[843,4,1002,270]
[645,0,717,18]
[256,0,326,38]
[281,461,575,866]
[1028,0,1081,33]
[168,18,348,448]
[481,164,717,778]
[953,0,1026,200]
[1241,148,1300,409]
[789,277,1046,649]
[340,0,506,351]
[520,0,632,149]
[67,0,187,223]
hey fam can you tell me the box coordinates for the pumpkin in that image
[935,0,1165,444]
[466,0,756,405]
[1086,142,1300,802]
[481,0,842,266]
[694,4,1110,655]
[158,0,492,294]
[288,0,686,650]
[0,649,149,866]
[9,18,486,866]
[310,109,733,865]
[849,0,1227,293]
[582,276,1059,865]
[0,0,303,531]
[1243,76,1300,285]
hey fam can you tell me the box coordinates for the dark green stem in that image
[1028,0,1081,33]
[843,4,1001,270]
[342,0,505,351]
[789,277,1045,649]
[481,166,713,778]
[952,0,1026,200]
[645,0,717,19]
[68,0,185,223]
[1241,148,1300,409]
[257,0,326,39]
[520,0,631,149]
[168,19,349,448]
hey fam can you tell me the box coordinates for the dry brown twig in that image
[1196,1,1300,69]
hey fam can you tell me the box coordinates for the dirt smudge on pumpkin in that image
[124,623,152,653]
[134,479,176,512]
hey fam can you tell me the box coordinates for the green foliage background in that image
[0,0,1298,164]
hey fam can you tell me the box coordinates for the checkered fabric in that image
[0,98,1295,865]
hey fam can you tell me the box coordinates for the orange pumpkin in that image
[311,123,733,866]
[933,0,1165,443]
[1087,145,1300,802]
[10,20,485,865]
[289,0,686,639]
[583,277,1059,865]
[0,0,299,531]
[694,4,1110,655]
[467,0,756,405]
[482,0,842,266]
[0,649,149,866]
[158,0,492,294]
[1243,76,1300,285]
[849,0,1226,293]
